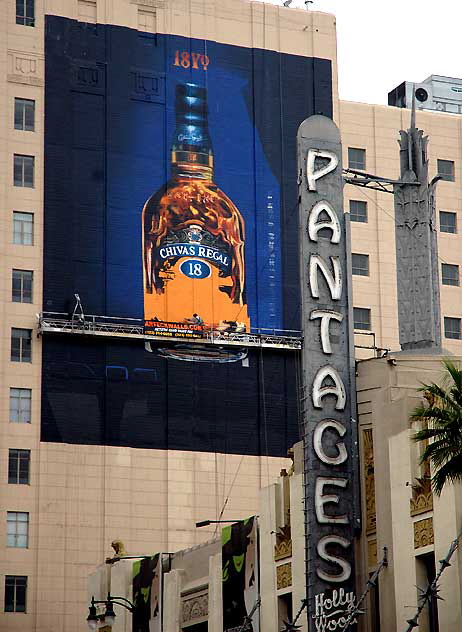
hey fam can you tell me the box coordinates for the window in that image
[416,553,439,632]
[4,576,27,612]
[352,253,369,276]
[349,200,368,223]
[440,211,457,234]
[8,450,31,485]
[13,212,34,245]
[7,512,29,548]
[354,307,371,330]
[444,317,461,340]
[78,0,97,23]
[16,0,34,26]
[441,263,459,287]
[437,159,455,182]
[10,389,31,424]
[14,99,35,131]
[138,9,156,33]
[348,147,366,170]
[11,329,32,363]
[14,155,34,188]
[12,270,33,303]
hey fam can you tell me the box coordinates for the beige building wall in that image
[3,0,462,630]
[0,1,337,631]
[357,353,462,632]
[86,443,305,632]
[340,101,462,356]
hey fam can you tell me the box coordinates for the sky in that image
[264,0,462,105]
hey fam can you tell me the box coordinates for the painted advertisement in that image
[222,517,259,632]
[142,82,249,335]
[42,15,332,453]
[132,554,162,632]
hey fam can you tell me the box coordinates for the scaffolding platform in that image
[37,312,302,351]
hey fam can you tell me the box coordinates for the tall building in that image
[1,1,336,630]
[340,99,462,355]
[1,1,462,631]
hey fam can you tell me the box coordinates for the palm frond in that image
[411,360,462,496]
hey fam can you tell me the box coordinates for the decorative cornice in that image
[7,50,44,87]
[410,492,433,517]
[414,518,434,549]
[276,562,292,590]
[363,429,376,535]
[274,525,292,561]
[367,539,377,568]
[410,475,433,516]
[131,0,164,8]
[182,592,208,624]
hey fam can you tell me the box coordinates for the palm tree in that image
[411,359,462,496]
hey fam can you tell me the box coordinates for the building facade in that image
[1,1,336,630]
[1,1,462,631]
[87,361,462,632]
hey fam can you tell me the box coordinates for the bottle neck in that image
[171,149,214,181]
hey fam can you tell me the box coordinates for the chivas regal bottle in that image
[142,82,249,330]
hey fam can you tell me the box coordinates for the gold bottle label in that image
[143,178,249,332]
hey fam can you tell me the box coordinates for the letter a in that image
[308,201,341,244]
[312,365,346,410]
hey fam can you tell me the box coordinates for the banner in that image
[132,554,162,632]
[144,320,204,339]
[222,517,259,632]
[42,15,331,453]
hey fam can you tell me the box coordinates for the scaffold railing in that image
[37,312,302,351]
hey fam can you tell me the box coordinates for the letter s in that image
[317,535,351,583]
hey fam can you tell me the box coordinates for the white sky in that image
[264,0,462,105]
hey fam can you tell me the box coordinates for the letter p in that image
[306,149,339,191]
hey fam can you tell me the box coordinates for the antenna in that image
[283,0,292,6]
[305,0,314,7]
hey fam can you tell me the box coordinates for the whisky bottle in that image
[142,82,249,331]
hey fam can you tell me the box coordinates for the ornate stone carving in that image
[367,539,377,568]
[363,429,376,535]
[274,524,292,561]
[276,563,292,590]
[7,50,44,86]
[70,61,105,95]
[394,101,441,349]
[182,592,208,624]
[130,71,165,103]
[410,475,433,516]
[414,518,434,549]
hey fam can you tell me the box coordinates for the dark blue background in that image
[42,16,332,455]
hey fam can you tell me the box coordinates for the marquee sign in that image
[297,116,360,631]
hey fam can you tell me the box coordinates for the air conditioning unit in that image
[388,81,434,110]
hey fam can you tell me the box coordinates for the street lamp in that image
[86,593,136,630]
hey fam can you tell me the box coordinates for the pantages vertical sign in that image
[297,116,360,631]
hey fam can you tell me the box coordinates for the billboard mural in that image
[42,15,332,452]
[143,82,250,334]
[132,554,162,632]
[222,517,259,632]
